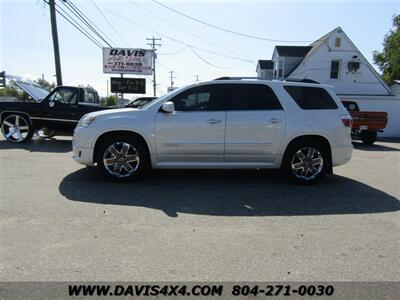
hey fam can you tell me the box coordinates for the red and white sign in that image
[103,48,153,75]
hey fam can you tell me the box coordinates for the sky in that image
[1,0,399,98]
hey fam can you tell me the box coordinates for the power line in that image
[156,61,192,81]
[158,45,189,56]
[43,0,103,48]
[147,36,162,97]
[50,1,104,48]
[105,9,255,65]
[189,47,248,70]
[151,0,313,43]
[89,0,130,47]
[61,0,112,47]
[128,0,256,61]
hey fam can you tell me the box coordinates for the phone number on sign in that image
[231,285,334,297]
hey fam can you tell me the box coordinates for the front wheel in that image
[1,114,33,143]
[96,135,149,182]
[283,141,329,184]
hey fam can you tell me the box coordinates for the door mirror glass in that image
[161,101,175,113]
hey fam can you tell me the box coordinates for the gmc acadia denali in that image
[72,79,353,184]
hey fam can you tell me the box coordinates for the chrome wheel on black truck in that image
[1,114,33,143]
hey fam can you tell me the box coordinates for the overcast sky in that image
[1,0,399,98]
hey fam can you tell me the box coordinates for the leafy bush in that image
[100,95,119,107]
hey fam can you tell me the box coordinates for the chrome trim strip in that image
[30,117,78,123]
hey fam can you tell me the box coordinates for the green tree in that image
[0,85,21,97]
[35,78,56,92]
[373,14,400,84]
[100,95,118,107]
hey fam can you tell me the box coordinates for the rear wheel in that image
[1,114,33,143]
[360,130,377,145]
[96,134,149,182]
[283,141,329,184]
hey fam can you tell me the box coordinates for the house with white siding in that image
[257,27,400,137]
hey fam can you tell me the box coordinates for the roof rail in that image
[213,76,260,81]
[284,78,320,84]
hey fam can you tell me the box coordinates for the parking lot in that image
[0,136,399,281]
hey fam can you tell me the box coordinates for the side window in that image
[224,84,283,110]
[170,85,222,111]
[284,86,338,110]
[48,88,77,104]
[83,90,99,104]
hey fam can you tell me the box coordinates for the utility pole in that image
[194,75,201,82]
[49,0,62,86]
[168,71,176,89]
[146,36,161,97]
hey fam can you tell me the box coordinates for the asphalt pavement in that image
[0,136,399,281]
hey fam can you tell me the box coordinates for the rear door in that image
[223,83,285,163]
[155,84,225,163]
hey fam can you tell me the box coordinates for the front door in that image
[155,85,225,163]
[46,87,81,132]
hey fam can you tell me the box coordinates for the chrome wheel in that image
[1,115,30,142]
[102,142,140,178]
[291,147,324,181]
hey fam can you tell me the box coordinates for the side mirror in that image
[49,101,55,108]
[161,101,174,113]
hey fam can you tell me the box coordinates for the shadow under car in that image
[59,168,400,218]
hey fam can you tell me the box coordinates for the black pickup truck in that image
[0,76,106,143]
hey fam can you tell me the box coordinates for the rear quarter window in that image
[284,86,338,110]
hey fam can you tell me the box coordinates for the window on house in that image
[330,60,340,79]
[335,38,341,47]
[348,61,360,72]
[278,68,283,78]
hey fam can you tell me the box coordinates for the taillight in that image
[341,114,353,127]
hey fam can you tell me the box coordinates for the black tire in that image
[282,140,329,184]
[1,114,33,143]
[96,134,149,182]
[360,130,377,145]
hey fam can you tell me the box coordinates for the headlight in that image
[78,115,97,127]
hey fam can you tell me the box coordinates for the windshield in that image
[6,75,50,101]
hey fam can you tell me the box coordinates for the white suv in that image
[72,79,353,184]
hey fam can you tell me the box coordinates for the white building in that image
[257,27,400,137]
[256,60,273,80]
[390,80,400,97]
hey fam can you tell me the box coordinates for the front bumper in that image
[72,126,98,166]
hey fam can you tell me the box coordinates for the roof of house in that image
[275,46,312,57]
[391,80,400,85]
[257,60,273,69]
[284,27,391,94]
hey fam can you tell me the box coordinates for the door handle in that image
[207,119,221,124]
[269,118,282,124]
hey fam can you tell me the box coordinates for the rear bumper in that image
[332,145,353,167]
